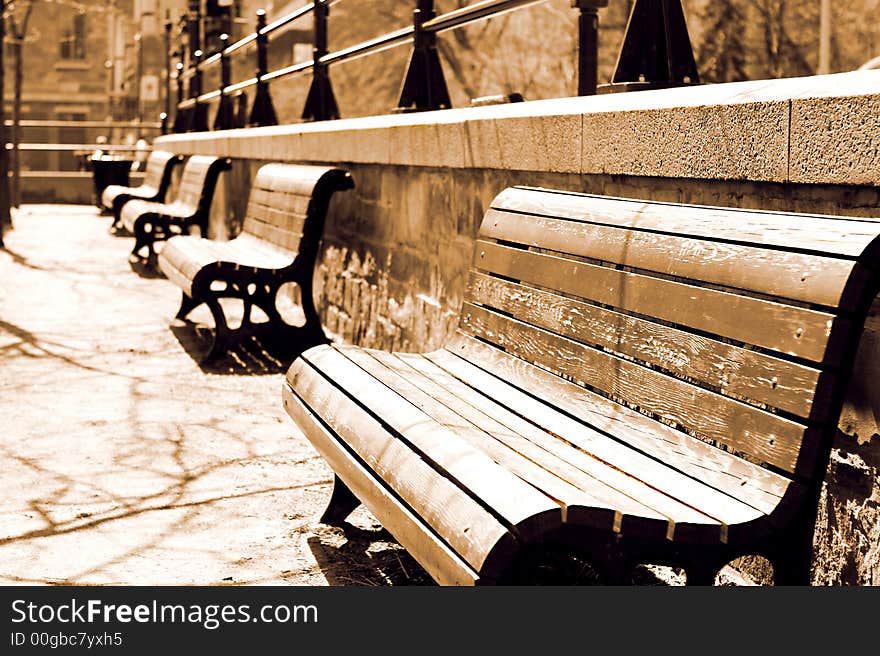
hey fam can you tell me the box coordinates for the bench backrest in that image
[460,187,880,483]
[241,163,354,259]
[142,150,181,190]
[173,155,231,212]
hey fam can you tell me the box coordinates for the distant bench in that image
[121,155,231,263]
[158,163,353,361]
[101,150,183,230]
[282,186,880,585]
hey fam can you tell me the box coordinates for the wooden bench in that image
[101,150,183,229]
[121,155,231,263]
[158,163,353,361]
[282,186,880,585]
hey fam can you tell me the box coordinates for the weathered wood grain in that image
[300,346,564,543]
[398,350,772,531]
[282,382,480,585]
[436,336,796,511]
[347,346,692,536]
[480,209,856,308]
[289,354,520,574]
[466,272,824,418]
[460,303,808,473]
[492,187,879,257]
[475,241,838,363]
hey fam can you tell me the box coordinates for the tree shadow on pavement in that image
[0,245,48,271]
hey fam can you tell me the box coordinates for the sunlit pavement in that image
[0,206,424,586]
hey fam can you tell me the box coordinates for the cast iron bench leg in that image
[176,292,200,321]
[189,272,326,363]
[685,559,726,586]
[204,294,231,362]
[320,475,361,526]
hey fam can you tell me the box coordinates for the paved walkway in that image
[0,206,427,585]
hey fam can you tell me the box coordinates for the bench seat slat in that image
[160,235,294,295]
[461,302,808,474]
[121,199,201,234]
[282,377,481,585]
[175,159,217,209]
[248,193,311,218]
[300,346,563,533]
[340,346,687,537]
[246,210,308,239]
[164,234,297,268]
[120,199,164,233]
[395,350,770,531]
[102,183,159,208]
[493,187,879,258]
[290,349,561,576]
[476,241,839,364]
[467,272,823,418]
[371,350,766,538]
[481,209,856,309]
[435,337,795,516]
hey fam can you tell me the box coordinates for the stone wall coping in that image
[157,70,880,185]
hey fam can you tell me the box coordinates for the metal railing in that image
[3,120,164,130]
[170,0,700,133]
[2,119,157,208]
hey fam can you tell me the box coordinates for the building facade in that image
[3,0,117,170]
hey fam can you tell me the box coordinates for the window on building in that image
[60,13,86,60]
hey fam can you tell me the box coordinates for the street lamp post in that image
[0,0,9,243]
[135,31,144,138]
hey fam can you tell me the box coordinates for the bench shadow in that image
[128,258,164,279]
[305,524,672,586]
[307,523,435,586]
[169,321,291,375]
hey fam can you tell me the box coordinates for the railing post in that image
[572,1,607,96]
[214,34,236,130]
[0,3,9,243]
[397,0,451,112]
[172,62,188,133]
[187,0,202,61]
[607,0,700,92]
[234,92,248,129]
[302,0,339,121]
[160,112,168,135]
[164,18,172,123]
[186,49,209,132]
[248,9,278,127]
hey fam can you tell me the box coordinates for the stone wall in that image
[156,70,880,584]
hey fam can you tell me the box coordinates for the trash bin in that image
[90,157,133,209]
